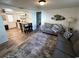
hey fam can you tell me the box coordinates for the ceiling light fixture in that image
[39,0,46,6]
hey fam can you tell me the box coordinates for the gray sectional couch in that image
[41,23,79,58]
[53,31,79,58]
[53,33,76,58]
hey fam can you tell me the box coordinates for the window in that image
[7,15,14,22]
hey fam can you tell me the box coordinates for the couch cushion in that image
[70,31,79,57]
[40,23,53,34]
[51,24,65,34]
[56,34,76,57]
[40,25,55,35]
[40,23,65,35]
[70,31,79,44]
[40,23,57,35]
[51,25,59,33]
[44,23,53,28]
[73,40,79,57]
[52,48,72,58]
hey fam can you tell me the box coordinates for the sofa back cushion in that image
[40,23,65,35]
[70,31,79,56]
[41,23,53,30]
[51,24,60,33]
[52,24,65,34]
[70,31,79,44]
[40,23,54,34]
[44,23,53,28]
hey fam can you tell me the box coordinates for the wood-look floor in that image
[0,28,33,57]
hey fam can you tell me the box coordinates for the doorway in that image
[36,12,41,29]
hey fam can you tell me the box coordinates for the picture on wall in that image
[51,14,65,20]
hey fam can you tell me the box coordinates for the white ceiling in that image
[0,0,79,10]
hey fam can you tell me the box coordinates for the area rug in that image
[5,32,57,58]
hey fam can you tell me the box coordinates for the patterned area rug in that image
[5,32,57,58]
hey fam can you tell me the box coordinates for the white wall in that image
[0,16,8,44]
[74,8,79,30]
[25,10,32,23]
[41,7,79,30]
[31,10,37,30]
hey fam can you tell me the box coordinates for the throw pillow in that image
[63,31,72,39]
[51,25,59,33]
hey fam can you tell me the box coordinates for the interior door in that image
[36,12,41,28]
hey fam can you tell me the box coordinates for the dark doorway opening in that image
[36,12,41,29]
